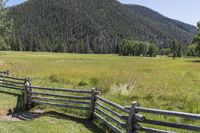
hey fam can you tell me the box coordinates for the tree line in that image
[0,0,12,50]
[119,21,200,58]
[119,39,182,58]
[186,22,200,57]
[119,40,157,57]
[0,0,200,58]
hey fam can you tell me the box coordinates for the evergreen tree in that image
[148,44,157,57]
[192,22,200,57]
[0,0,12,50]
[171,40,181,59]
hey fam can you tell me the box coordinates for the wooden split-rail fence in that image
[0,70,200,133]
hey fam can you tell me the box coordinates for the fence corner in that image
[23,77,32,110]
[126,101,140,133]
[89,87,99,120]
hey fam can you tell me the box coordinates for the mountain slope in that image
[8,0,197,53]
[126,4,197,35]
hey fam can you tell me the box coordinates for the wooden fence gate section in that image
[0,70,200,133]
[30,86,92,112]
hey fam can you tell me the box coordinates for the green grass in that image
[0,91,105,133]
[0,115,104,133]
[0,51,200,132]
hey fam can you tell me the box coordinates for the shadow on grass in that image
[0,88,105,133]
[187,60,200,63]
[192,60,200,63]
[10,111,105,133]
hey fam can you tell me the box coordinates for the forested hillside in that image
[8,0,197,53]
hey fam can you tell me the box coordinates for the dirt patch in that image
[0,115,21,121]
[0,109,45,121]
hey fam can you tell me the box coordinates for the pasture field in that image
[0,51,200,132]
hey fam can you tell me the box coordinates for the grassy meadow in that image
[0,51,200,132]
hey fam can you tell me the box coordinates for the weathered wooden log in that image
[124,106,200,120]
[32,92,91,100]
[138,107,200,120]
[32,96,90,105]
[142,119,200,132]
[23,77,32,110]
[89,88,98,119]
[135,113,145,122]
[0,75,25,81]
[94,112,124,133]
[0,84,23,91]
[96,96,128,113]
[0,82,23,88]
[126,102,139,133]
[31,86,92,94]
[32,100,90,110]
[0,70,9,75]
[96,102,127,121]
[95,107,126,127]
[0,79,24,85]
[139,127,176,133]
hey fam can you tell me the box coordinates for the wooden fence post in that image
[23,77,32,110]
[90,87,99,120]
[6,70,9,76]
[126,101,139,133]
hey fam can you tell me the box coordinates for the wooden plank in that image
[31,86,91,94]
[0,84,23,91]
[139,127,176,133]
[0,72,7,74]
[96,96,129,113]
[93,112,124,133]
[135,113,145,122]
[0,79,24,85]
[32,96,91,105]
[0,75,25,81]
[0,71,6,72]
[96,102,127,121]
[0,82,23,88]
[0,70,8,75]
[31,100,90,110]
[95,107,126,127]
[142,119,200,132]
[125,106,200,120]
[32,92,91,100]
[137,107,200,120]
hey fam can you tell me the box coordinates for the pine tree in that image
[171,40,181,59]
[193,22,200,57]
[0,0,12,50]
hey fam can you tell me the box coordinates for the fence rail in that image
[0,70,9,75]
[124,105,200,132]
[125,106,200,120]
[31,86,92,93]
[0,70,200,133]
[31,100,90,110]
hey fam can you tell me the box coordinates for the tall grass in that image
[0,51,200,132]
